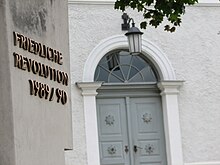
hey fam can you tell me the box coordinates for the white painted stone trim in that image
[158,81,184,165]
[76,82,103,165]
[77,81,185,165]
[142,39,176,80]
[185,162,220,165]
[83,35,176,82]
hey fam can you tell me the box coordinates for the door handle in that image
[133,145,142,153]
[125,145,129,153]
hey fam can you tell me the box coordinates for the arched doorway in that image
[95,50,167,165]
[77,35,184,165]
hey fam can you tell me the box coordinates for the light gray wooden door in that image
[130,97,167,165]
[97,97,167,165]
[97,98,129,165]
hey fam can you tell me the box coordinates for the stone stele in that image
[0,0,73,165]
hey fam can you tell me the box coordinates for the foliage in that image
[114,0,198,32]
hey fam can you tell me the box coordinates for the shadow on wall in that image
[9,0,48,35]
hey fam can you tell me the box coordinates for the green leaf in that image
[140,21,147,29]
[114,0,200,32]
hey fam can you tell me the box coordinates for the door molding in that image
[77,35,184,165]
[97,83,161,98]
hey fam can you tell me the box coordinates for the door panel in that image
[130,97,167,165]
[97,98,129,165]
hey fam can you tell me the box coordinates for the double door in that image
[96,97,167,165]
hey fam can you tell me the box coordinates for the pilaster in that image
[76,82,103,165]
[158,81,184,165]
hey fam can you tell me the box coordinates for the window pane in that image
[94,50,158,83]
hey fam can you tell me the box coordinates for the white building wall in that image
[67,2,220,165]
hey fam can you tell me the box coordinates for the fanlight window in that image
[94,50,158,83]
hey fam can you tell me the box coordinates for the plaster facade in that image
[67,2,220,165]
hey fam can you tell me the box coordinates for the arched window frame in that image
[94,49,159,83]
[77,35,184,165]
